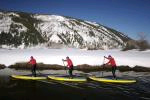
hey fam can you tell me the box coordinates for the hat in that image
[108,55,112,58]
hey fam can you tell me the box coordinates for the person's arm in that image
[28,60,31,64]
[105,60,111,65]
[104,56,109,59]
[62,59,67,61]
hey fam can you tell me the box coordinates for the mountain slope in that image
[0,11,131,49]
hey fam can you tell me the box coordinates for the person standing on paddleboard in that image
[62,56,74,78]
[104,55,117,79]
[28,56,37,77]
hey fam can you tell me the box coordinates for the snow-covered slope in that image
[0,11,131,49]
[0,12,27,36]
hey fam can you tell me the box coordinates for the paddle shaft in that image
[102,57,105,77]
[62,60,68,75]
[36,66,42,75]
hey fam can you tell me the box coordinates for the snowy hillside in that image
[0,11,131,49]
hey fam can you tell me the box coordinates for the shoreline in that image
[1,63,149,72]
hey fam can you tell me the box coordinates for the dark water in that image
[0,68,150,100]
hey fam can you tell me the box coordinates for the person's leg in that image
[71,65,74,77]
[114,67,116,79]
[70,67,73,77]
[68,67,73,78]
[33,64,36,77]
[31,65,34,76]
[113,67,117,79]
[112,67,116,79]
[69,68,71,77]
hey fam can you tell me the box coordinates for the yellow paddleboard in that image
[89,76,136,83]
[48,76,87,82]
[11,75,47,80]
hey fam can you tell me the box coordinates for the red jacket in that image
[67,59,73,68]
[29,58,36,65]
[106,57,116,67]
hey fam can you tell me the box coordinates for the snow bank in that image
[0,48,149,67]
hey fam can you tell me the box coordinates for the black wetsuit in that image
[32,64,36,77]
[68,65,73,78]
[112,65,117,79]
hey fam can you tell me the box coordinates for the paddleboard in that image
[48,76,87,82]
[11,75,47,80]
[89,76,136,83]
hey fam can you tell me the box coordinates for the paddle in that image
[35,64,50,77]
[101,57,105,77]
[62,59,68,75]
[36,65,43,76]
